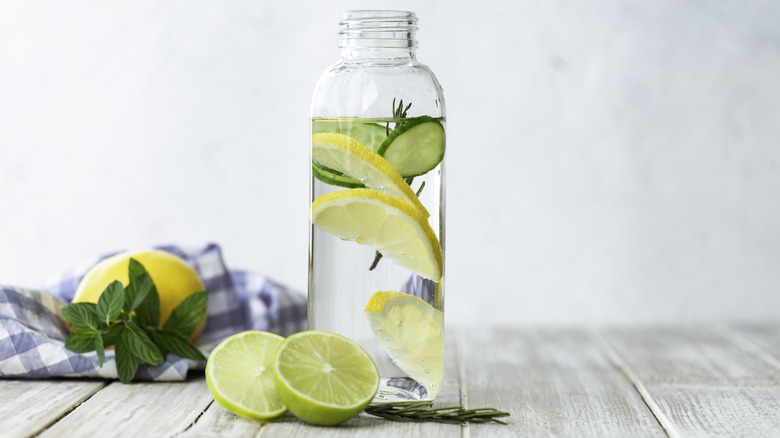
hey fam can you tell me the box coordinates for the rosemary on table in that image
[365,401,510,425]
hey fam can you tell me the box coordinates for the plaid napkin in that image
[0,243,307,381]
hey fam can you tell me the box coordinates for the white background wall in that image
[1,0,779,327]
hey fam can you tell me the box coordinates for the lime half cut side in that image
[273,330,380,426]
[312,132,429,218]
[365,291,444,399]
[205,331,287,422]
[311,189,443,281]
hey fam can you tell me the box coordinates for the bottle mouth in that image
[339,10,418,49]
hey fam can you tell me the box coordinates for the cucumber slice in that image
[377,116,445,178]
[312,163,365,188]
[312,120,388,153]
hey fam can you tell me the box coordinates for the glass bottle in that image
[309,10,446,402]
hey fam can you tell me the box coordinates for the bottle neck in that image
[338,10,418,61]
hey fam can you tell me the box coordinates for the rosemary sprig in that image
[371,98,415,271]
[365,401,510,424]
[386,97,413,135]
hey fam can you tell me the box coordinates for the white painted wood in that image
[9,326,780,436]
[598,326,780,437]
[0,379,105,438]
[38,378,212,438]
[179,399,264,437]
[726,323,780,371]
[458,327,665,437]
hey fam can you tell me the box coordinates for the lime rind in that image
[273,330,379,426]
[205,331,287,422]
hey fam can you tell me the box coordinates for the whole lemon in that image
[72,249,208,341]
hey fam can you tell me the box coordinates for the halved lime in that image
[205,331,287,422]
[312,132,429,217]
[377,116,445,178]
[273,330,380,426]
[311,189,443,281]
[365,291,444,399]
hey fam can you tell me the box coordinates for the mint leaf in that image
[62,302,100,330]
[94,333,105,366]
[115,329,138,384]
[96,280,124,325]
[64,328,99,353]
[163,290,207,337]
[133,284,161,329]
[60,258,210,383]
[101,323,124,347]
[125,258,154,311]
[122,321,164,366]
[151,329,207,361]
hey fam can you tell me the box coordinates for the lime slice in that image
[311,163,364,189]
[377,116,445,178]
[311,189,443,281]
[312,119,388,153]
[364,291,444,399]
[273,330,380,426]
[312,132,428,217]
[205,331,287,422]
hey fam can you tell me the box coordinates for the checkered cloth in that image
[0,243,307,381]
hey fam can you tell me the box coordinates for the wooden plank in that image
[725,323,780,370]
[0,379,106,438]
[184,333,464,437]
[459,327,665,437]
[596,326,780,437]
[179,399,264,437]
[38,377,212,438]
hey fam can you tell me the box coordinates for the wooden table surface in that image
[2,323,780,437]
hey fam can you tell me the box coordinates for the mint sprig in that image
[61,258,208,383]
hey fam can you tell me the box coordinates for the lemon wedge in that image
[364,291,444,399]
[311,189,442,281]
[312,132,429,217]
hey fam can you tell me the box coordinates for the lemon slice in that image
[273,330,380,426]
[205,331,287,422]
[312,132,429,217]
[311,189,442,281]
[364,291,444,399]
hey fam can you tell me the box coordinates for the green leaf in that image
[115,330,138,384]
[122,321,164,366]
[124,258,154,311]
[133,285,161,329]
[163,290,208,337]
[64,328,98,353]
[62,303,100,330]
[151,329,207,361]
[94,333,105,367]
[96,280,124,325]
[101,323,124,347]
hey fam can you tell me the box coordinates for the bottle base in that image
[372,377,432,402]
